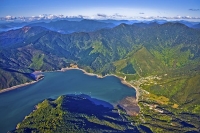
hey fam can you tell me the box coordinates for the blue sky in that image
[0,0,200,20]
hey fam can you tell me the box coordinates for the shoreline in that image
[60,67,140,102]
[0,67,140,102]
[0,77,44,94]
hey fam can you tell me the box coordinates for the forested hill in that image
[13,94,144,133]
[0,22,200,89]
[1,21,200,132]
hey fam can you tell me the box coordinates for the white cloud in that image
[1,14,200,22]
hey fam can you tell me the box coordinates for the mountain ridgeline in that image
[27,19,115,33]
[1,22,200,71]
[0,22,200,88]
[0,21,200,132]
[0,19,115,34]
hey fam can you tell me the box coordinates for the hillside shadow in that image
[2,67,36,80]
[61,94,114,116]
[61,94,141,132]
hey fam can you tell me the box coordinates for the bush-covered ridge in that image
[1,22,200,88]
[1,22,200,132]
[12,94,145,133]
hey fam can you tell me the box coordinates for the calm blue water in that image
[0,69,136,133]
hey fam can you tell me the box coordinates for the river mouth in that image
[0,69,137,133]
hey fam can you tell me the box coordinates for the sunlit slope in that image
[1,22,200,100]
[1,21,200,132]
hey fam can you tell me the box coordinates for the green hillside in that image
[12,95,145,133]
[1,22,200,132]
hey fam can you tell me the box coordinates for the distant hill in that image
[0,19,115,33]
[192,23,200,29]
[0,22,29,32]
[27,19,115,33]
[0,26,48,47]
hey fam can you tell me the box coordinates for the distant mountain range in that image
[27,19,115,34]
[0,19,115,33]
[0,20,200,132]
[1,19,199,33]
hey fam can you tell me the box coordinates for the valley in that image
[0,19,200,132]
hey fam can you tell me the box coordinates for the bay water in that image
[0,69,136,132]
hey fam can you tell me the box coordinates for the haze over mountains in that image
[1,18,200,34]
[0,19,200,132]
